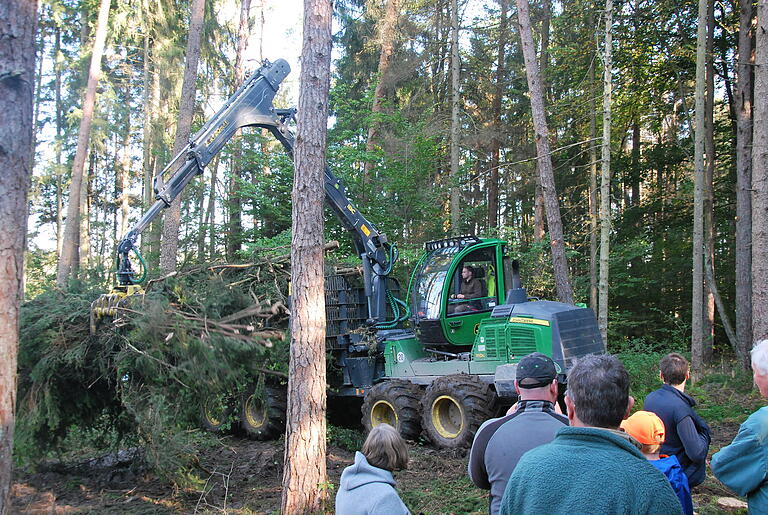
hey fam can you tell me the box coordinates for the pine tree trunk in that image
[516,0,574,304]
[540,0,551,98]
[598,0,613,345]
[752,0,768,343]
[449,0,461,234]
[79,145,94,271]
[703,1,716,363]
[280,0,331,510]
[736,0,754,365]
[692,0,708,371]
[0,3,37,511]
[159,0,205,273]
[56,0,111,287]
[488,0,507,229]
[364,0,401,188]
[226,0,251,260]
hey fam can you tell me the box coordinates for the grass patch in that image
[400,476,487,514]
[327,424,365,452]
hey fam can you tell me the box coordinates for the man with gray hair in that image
[712,340,768,514]
[499,354,682,515]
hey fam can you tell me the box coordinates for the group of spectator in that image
[470,344,768,515]
[335,342,768,514]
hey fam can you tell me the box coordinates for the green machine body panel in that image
[471,316,553,364]
[384,335,426,378]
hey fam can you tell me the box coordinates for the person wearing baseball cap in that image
[468,352,567,515]
[622,411,693,515]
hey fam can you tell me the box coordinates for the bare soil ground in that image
[10,419,749,515]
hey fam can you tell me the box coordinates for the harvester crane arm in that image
[113,58,396,324]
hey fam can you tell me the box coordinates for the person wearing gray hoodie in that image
[335,424,411,515]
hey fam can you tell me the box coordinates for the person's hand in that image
[554,401,564,415]
[457,294,465,299]
[506,402,519,415]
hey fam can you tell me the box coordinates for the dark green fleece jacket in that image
[499,426,683,515]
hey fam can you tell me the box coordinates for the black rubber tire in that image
[421,374,496,449]
[199,391,235,433]
[361,380,423,441]
[240,384,287,440]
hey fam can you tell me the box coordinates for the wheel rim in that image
[371,400,398,428]
[203,396,229,427]
[244,394,268,428]
[431,395,464,439]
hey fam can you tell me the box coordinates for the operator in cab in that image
[449,266,484,313]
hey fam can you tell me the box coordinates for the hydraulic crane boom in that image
[114,58,395,324]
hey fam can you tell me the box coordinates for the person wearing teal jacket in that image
[499,355,682,515]
[711,340,768,515]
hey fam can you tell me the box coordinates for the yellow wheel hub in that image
[431,395,464,439]
[204,407,221,426]
[203,396,228,426]
[371,400,398,428]
[244,395,268,428]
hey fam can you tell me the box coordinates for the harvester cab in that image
[410,236,510,347]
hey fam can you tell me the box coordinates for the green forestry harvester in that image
[93,59,605,449]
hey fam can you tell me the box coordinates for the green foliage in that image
[327,425,365,452]
[16,261,290,482]
[616,350,668,406]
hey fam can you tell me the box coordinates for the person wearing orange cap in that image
[621,411,693,515]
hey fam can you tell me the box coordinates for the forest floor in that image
[10,365,761,514]
[8,419,750,514]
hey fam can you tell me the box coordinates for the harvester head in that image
[89,284,145,334]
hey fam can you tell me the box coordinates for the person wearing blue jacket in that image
[711,340,768,515]
[621,410,693,515]
[644,353,711,487]
[336,423,410,515]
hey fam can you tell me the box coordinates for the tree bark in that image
[280,0,331,511]
[449,0,461,234]
[703,0,716,363]
[0,3,37,511]
[159,0,205,273]
[598,0,613,345]
[752,0,768,343]
[79,151,94,270]
[515,0,574,304]
[736,0,754,365]
[363,0,401,188]
[56,0,111,287]
[691,0,708,371]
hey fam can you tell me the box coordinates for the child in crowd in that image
[621,410,693,515]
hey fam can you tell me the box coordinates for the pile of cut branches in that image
[16,249,305,477]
